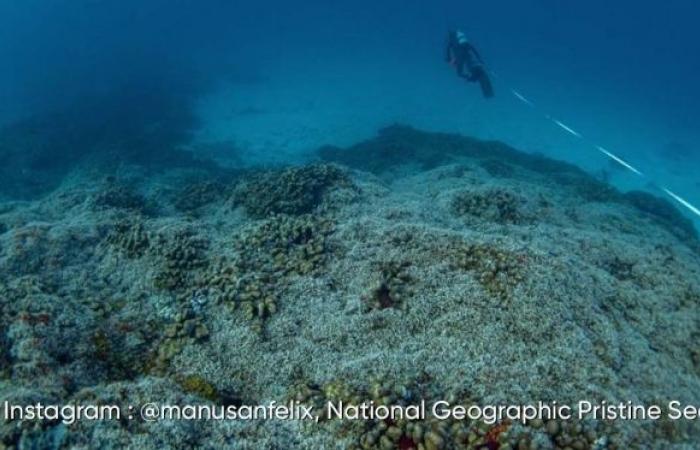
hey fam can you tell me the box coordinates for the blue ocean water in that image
[1,0,698,218]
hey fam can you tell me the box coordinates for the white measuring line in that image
[511,89,534,107]
[595,146,644,176]
[550,118,583,139]
[663,188,700,217]
[502,76,700,219]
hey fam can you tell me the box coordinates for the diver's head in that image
[455,30,468,45]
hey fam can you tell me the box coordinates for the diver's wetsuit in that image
[445,32,494,98]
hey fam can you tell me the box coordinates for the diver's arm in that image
[445,41,453,62]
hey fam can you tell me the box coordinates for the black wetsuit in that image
[445,33,494,98]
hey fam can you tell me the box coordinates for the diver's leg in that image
[466,63,481,81]
[456,62,470,79]
[472,66,494,98]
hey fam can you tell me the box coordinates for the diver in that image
[445,30,494,98]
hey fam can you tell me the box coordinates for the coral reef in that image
[232,214,334,276]
[153,229,209,291]
[106,220,151,258]
[292,377,623,450]
[174,180,227,214]
[194,214,334,332]
[363,261,413,311]
[450,243,527,301]
[0,331,10,379]
[150,309,210,373]
[452,190,524,225]
[319,125,589,180]
[320,126,694,246]
[480,159,515,178]
[177,374,220,402]
[600,256,636,282]
[92,183,147,213]
[232,163,354,217]
[0,126,699,449]
[90,326,150,382]
[623,190,698,243]
[551,171,619,203]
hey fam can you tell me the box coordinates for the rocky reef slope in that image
[1,126,699,449]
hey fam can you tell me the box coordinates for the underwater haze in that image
[2,1,700,449]
[1,0,699,209]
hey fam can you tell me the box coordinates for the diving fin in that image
[477,69,494,98]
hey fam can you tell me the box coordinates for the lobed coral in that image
[232,163,353,218]
[91,327,151,382]
[177,374,220,402]
[452,190,524,225]
[451,243,526,302]
[93,183,147,212]
[319,125,590,181]
[233,214,334,276]
[480,159,515,178]
[600,256,636,282]
[0,331,9,379]
[4,225,52,276]
[174,181,226,214]
[550,171,620,204]
[151,308,210,373]
[189,214,334,332]
[237,275,278,321]
[623,190,698,244]
[106,220,151,258]
[363,261,414,311]
[153,229,209,291]
[292,378,621,450]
